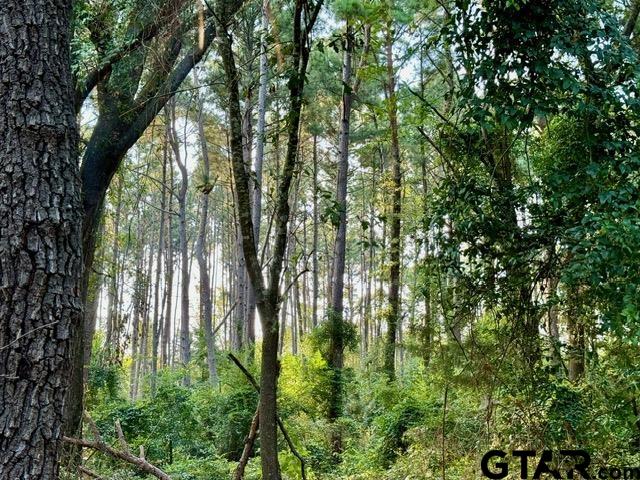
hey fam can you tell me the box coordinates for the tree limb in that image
[234,408,260,480]
[63,415,171,480]
[227,353,308,480]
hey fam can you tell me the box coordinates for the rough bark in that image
[0,1,82,478]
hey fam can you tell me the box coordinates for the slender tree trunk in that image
[246,0,270,351]
[234,221,247,350]
[138,232,154,390]
[162,160,175,367]
[0,1,82,477]
[326,22,354,456]
[151,140,168,394]
[168,102,191,385]
[195,79,219,385]
[215,1,322,476]
[312,135,320,328]
[567,293,585,382]
[130,218,144,400]
[241,35,255,350]
[547,275,561,374]
[383,18,402,381]
[106,178,123,354]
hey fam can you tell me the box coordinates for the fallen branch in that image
[234,407,259,480]
[228,353,307,480]
[63,414,171,480]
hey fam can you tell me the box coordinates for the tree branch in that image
[234,408,260,480]
[63,414,171,480]
[228,353,308,480]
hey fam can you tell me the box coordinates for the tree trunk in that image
[151,139,168,394]
[105,177,123,355]
[383,18,402,381]
[327,22,353,455]
[195,78,219,385]
[168,101,191,385]
[246,0,270,351]
[162,156,175,366]
[567,294,585,382]
[0,1,82,477]
[130,217,144,400]
[215,0,322,476]
[312,135,320,328]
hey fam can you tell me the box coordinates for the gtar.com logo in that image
[480,449,640,479]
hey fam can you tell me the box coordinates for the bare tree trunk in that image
[326,22,354,456]
[215,0,323,475]
[106,178,123,353]
[151,139,168,394]
[241,27,256,350]
[547,276,561,374]
[138,232,154,390]
[130,217,144,400]
[195,76,219,385]
[168,102,191,385]
[246,0,270,351]
[0,1,82,477]
[312,135,320,328]
[162,159,175,367]
[383,18,402,381]
[234,223,248,350]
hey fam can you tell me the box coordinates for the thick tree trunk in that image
[0,1,82,477]
[383,19,402,381]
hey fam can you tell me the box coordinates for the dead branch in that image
[228,353,307,480]
[63,414,171,480]
[234,407,260,480]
